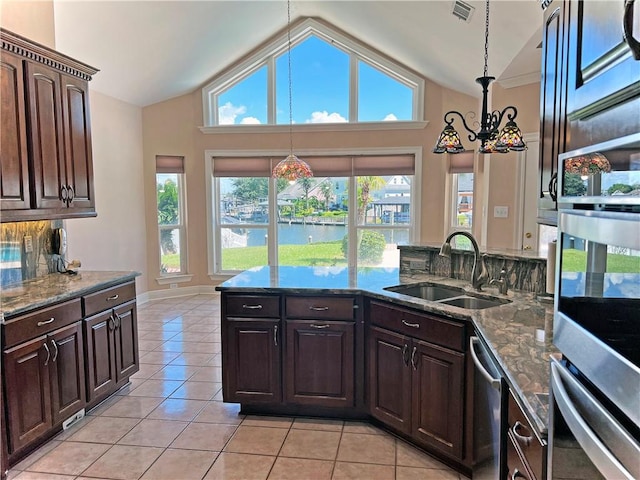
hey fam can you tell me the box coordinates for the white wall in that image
[65,91,148,292]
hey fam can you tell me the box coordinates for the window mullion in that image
[267,57,276,124]
[268,175,278,266]
[350,54,358,122]
[347,174,358,267]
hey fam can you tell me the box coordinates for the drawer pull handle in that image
[274,325,278,347]
[309,306,329,311]
[512,421,533,447]
[411,346,418,370]
[43,342,50,366]
[107,294,119,301]
[51,340,59,362]
[242,304,263,310]
[402,319,420,328]
[37,317,55,327]
[310,323,330,329]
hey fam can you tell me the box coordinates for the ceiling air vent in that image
[451,0,475,22]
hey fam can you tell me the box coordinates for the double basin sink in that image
[384,284,511,310]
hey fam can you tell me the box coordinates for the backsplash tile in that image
[0,220,63,287]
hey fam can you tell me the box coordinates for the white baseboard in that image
[137,285,220,305]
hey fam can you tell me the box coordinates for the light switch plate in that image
[493,206,509,218]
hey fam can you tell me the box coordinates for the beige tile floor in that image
[8,294,471,480]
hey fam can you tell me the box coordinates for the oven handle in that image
[550,361,639,479]
[470,337,501,390]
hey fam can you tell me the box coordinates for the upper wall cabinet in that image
[565,0,640,149]
[0,28,98,223]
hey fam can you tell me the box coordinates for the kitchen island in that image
[216,266,558,476]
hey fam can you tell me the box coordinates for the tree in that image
[157,178,179,254]
[319,179,334,210]
[563,174,587,197]
[232,178,269,204]
[607,183,633,195]
[299,177,314,209]
[357,176,386,224]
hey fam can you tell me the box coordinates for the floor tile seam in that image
[63,416,143,444]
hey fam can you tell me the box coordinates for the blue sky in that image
[218,35,413,125]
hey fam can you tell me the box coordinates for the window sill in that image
[156,274,194,285]
[199,121,428,135]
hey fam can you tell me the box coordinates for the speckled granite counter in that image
[0,271,140,320]
[216,266,558,437]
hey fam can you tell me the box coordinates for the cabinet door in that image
[285,320,354,407]
[411,339,464,460]
[539,0,569,212]
[567,0,640,146]
[368,326,412,434]
[3,336,52,452]
[60,74,94,210]
[223,319,281,403]
[84,310,117,404]
[24,61,66,210]
[113,301,139,384]
[0,51,30,211]
[48,322,86,425]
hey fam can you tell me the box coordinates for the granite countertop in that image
[0,271,140,321]
[217,265,558,437]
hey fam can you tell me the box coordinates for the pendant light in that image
[272,0,313,183]
[433,0,526,154]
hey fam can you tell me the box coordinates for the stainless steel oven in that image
[549,203,640,478]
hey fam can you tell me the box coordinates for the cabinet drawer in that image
[507,432,535,480]
[225,294,280,318]
[83,281,136,317]
[368,301,464,351]
[3,299,82,348]
[508,391,545,480]
[286,296,355,320]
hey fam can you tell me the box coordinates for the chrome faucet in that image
[439,231,489,291]
[490,268,509,295]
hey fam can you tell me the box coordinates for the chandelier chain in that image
[483,0,490,78]
[287,0,294,154]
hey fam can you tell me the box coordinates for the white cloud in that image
[218,102,246,124]
[305,111,348,123]
[240,116,261,124]
[383,113,398,121]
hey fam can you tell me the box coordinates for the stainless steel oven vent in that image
[451,0,475,22]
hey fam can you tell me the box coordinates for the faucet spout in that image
[439,231,489,291]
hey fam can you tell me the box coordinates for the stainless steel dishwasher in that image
[470,336,507,480]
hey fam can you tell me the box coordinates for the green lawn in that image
[222,241,347,270]
[562,249,640,273]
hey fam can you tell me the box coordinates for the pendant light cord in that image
[287,0,294,155]
[483,0,490,78]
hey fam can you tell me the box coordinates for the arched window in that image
[202,18,423,127]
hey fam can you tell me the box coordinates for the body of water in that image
[245,223,409,246]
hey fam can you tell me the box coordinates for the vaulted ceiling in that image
[52,1,543,108]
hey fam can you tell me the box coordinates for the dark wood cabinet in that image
[82,283,139,408]
[0,51,30,211]
[223,319,282,403]
[285,320,354,408]
[3,321,85,454]
[411,339,464,459]
[566,0,640,149]
[0,28,97,222]
[367,300,466,462]
[369,326,412,434]
[507,390,547,480]
[538,0,570,219]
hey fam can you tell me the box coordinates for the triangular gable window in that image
[202,18,424,127]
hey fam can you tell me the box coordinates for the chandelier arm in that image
[443,110,479,142]
[496,105,519,125]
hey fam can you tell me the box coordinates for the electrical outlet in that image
[493,206,509,218]
[170,283,178,289]
[409,259,426,269]
[23,235,33,253]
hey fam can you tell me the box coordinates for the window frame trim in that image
[201,17,425,127]
[156,172,188,277]
[205,147,422,278]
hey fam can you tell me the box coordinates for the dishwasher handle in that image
[470,336,502,391]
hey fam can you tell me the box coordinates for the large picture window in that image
[202,19,423,127]
[209,153,418,274]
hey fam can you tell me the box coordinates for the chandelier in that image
[272,0,313,183]
[433,0,526,154]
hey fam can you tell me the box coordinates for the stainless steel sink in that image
[438,296,509,310]
[385,284,465,301]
